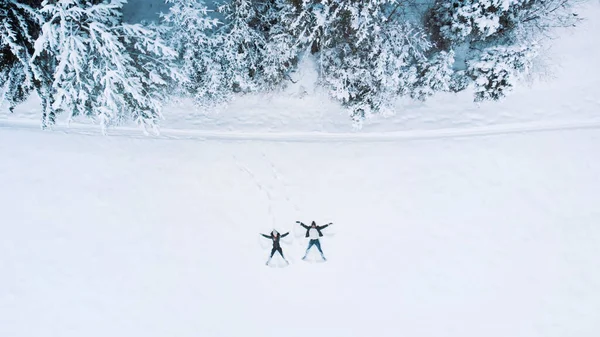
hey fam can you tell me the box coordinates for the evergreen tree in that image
[163,0,296,108]
[467,43,538,101]
[33,0,183,132]
[411,50,454,101]
[429,0,581,102]
[280,0,433,122]
[0,0,43,115]
[255,0,297,88]
[213,0,265,95]
[431,0,519,44]
[161,0,220,107]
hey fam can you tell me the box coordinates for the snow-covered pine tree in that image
[213,0,264,96]
[281,0,433,123]
[508,0,581,41]
[429,0,581,102]
[0,0,43,114]
[310,0,382,120]
[411,50,454,101]
[33,0,183,132]
[161,0,221,107]
[163,0,295,108]
[431,0,517,44]
[253,0,297,89]
[431,0,580,45]
[467,43,538,101]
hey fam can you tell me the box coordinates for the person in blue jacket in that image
[296,221,332,261]
[261,229,290,265]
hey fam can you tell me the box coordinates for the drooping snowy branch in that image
[33,0,184,131]
[161,0,221,107]
[0,0,43,113]
[429,0,581,102]
[280,0,435,122]
[467,43,538,101]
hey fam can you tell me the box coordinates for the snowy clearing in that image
[1,2,600,337]
[1,125,599,337]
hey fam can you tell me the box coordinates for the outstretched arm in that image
[260,233,271,239]
[281,232,290,238]
[296,221,309,229]
[317,223,332,230]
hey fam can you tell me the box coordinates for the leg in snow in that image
[267,247,278,265]
[303,239,322,260]
[314,239,326,260]
[277,247,289,264]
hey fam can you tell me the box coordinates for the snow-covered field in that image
[1,124,600,337]
[1,2,600,337]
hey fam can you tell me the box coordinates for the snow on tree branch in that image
[32,0,184,132]
[0,0,43,115]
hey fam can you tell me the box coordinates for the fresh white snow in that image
[1,126,599,337]
[1,2,600,337]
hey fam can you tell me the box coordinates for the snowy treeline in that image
[1,0,182,131]
[1,0,582,129]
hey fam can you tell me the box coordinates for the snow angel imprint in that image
[260,230,290,266]
[297,221,332,261]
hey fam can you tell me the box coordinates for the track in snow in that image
[1,118,600,142]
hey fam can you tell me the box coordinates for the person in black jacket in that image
[260,230,290,265]
[296,221,332,261]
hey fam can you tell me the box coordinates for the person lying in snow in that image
[260,230,290,265]
[296,221,332,261]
